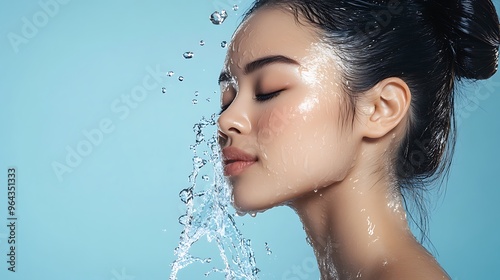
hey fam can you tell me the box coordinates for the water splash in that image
[264,242,272,255]
[170,114,259,280]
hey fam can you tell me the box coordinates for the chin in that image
[231,186,293,214]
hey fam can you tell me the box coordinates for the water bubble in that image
[199,40,205,46]
[249,212,257,218]
[210,10,228,25]
[167,71,174,77]
[161,87,167,94]
[202,175,209,181]
[206,97,211,102]
[179,76,184,81]
[221,41,227,48]
[183,51,194,59]
[233,5,239,11]
[192,99,198,105]
[194,91,199,96]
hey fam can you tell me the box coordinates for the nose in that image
[217,97,252,147]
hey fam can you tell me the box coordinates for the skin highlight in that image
[218,7,450,280]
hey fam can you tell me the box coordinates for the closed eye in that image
[255,90,283,102]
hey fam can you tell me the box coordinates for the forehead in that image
[226,7,320,71]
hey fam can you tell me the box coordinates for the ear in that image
[357,77,411,139]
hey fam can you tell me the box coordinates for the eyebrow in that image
[218,55,300,85]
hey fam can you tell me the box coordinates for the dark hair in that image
[243,0,500,240]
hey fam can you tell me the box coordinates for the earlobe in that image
[360,78,411,139]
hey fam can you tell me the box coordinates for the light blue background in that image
[0,0,499,279]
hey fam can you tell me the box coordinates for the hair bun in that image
[426,0,500,79]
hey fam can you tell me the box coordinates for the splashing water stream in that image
[170,114,259,280]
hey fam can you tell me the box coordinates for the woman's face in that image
[218,8,364,212]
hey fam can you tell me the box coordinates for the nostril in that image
[228,127,241,134]
[218,130,229,147]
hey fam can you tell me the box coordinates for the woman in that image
[217,0,500,279]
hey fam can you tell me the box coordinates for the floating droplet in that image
[221,41,227,48]
[194,91,199,96]
[265,242,272,255]
[233,5,239,11]
[161,87,167,94]
[192,99,198,105]
[179,76,184,81]
[210,10,228,25]
[167,71,174,77]
[199,40,205,46]
[183,51,194,59]
[202,175,209,181]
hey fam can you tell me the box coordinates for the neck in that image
[290,168,418,279]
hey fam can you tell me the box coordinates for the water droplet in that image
[179,188,193,204]
[233,5,239,11]
[199,40,205,46]
[249,212,257,217]
[210,10,228,25]
[178,214,191,226]
[167,71,174,77]
[194,91,199,96]
[192,156,206,169]
[221,41,227,48]
[306,236,313,246]
[192,99,198,105]
[183,51,194,59]
[206,97,211,102]
[161,87,167,94]
[202,175,209,181]
[179,76,184,81]
[264,242,272,255]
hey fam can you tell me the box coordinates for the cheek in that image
[255,95,351,187]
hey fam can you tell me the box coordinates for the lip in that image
[222,146,257,176]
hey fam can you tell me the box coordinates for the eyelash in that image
[255,90,282,102]
[219,90,283,115]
